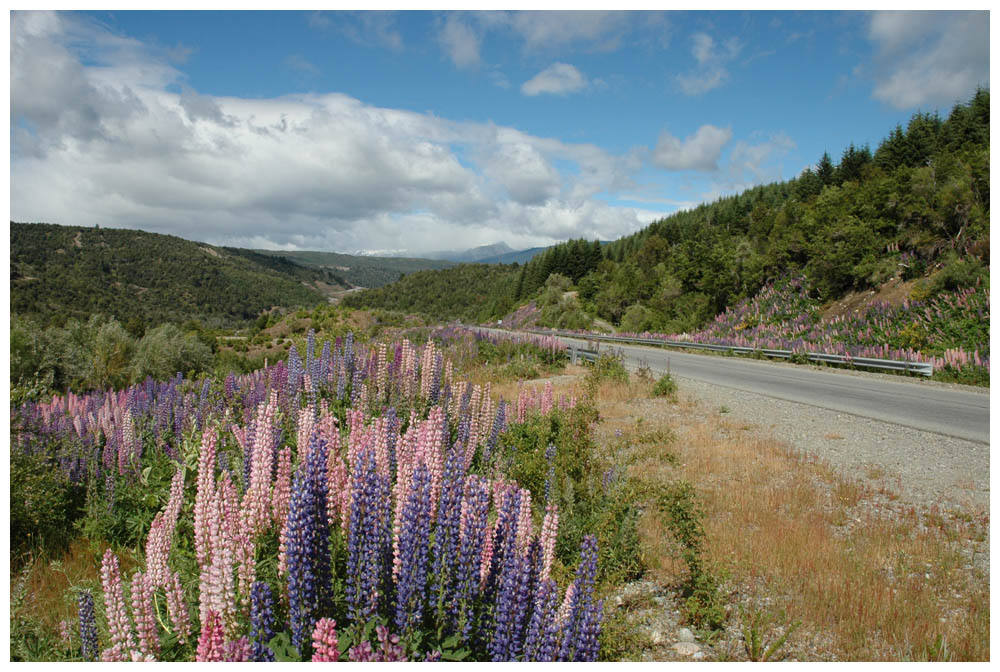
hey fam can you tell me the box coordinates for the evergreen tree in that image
[816,152,836,186]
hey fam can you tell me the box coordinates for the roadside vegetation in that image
[346,90,990,383]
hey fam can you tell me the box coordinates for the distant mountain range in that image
[412,242,550,265]
[253,249,456,289]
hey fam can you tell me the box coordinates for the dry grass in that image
[566,372,990,661]
[13,538,139,632]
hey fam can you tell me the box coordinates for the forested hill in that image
[10,223,330,328]
[252,249,456,289]
[346,89,990,332]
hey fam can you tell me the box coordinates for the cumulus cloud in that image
[866,10,988,109]
[10,11,655,255]
[521,63,589,96]
[652,125,733,171]
[438,14,481,68]
[436,11,664,73]
[675,32,742,96]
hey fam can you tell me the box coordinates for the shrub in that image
[131,323,213,382]
[651,373,677,400]
[583,351,630,397]
[10,450,85,564]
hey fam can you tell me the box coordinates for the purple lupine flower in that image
[306,329,316,372]
[346,447,393,624]
[454,474,490,641]
[384,407,399,478]
[544,444,557,505]
[483,401,506,465]
[429,445,466,633]
[350,368,364,406]
[78,591,98,661]
[523,579,560,661]
[557,535,601,661]
[249,581,276,662]
[287,345,303,400]
[489,491,537,661]
[394,462,433,636]
[429,352,444,404]
[285,433,332,655]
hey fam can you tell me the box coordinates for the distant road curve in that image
[485,328,991,444]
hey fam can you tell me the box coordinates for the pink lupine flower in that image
[200,476,237,631]
[315,412,339,452]
[119,409,137,475]
[131,571,159,658]
[327,443,349,530]
[196,610,227,662]
[59,619,72,647]
[101,549,136,661]
[245,395,279,540]
[221,637,252,662]
[516,488,533,553]
[297,406,316,462]
[311,618,340,661]
[194,427,218,569]
[480,520,496,588]
[539,504,560,583]
[272,444,293,527]
[557,583,576,627]
[145,466,185,588]
[165,571,191,645]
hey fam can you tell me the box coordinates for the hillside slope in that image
[347,89,989,339]
[11,222,328,327]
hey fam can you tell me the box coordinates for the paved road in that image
[491,329,991,444]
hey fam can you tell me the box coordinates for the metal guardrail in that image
[536,329,934,377]
[568,345,599,365]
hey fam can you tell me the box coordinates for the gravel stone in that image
[673,642,701,656]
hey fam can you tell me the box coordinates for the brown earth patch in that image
[819,276,918,322]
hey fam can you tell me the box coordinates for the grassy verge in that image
[528,366,989,660]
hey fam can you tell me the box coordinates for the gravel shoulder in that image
[671,375,990,514]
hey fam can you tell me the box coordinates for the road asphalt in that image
[493,329,991,445]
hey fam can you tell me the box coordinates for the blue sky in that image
[9,8,991,255]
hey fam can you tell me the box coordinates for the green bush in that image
[584,351,630,393]
[652,373,678,399]
[10,450,85,564]
[657,480,728,632]
[930,254,987,295]
[499,404,644,587]
[87,319,136,390]
[131,323,213,382]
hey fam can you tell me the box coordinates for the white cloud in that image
[652,125,733,171]
[726,132,796,184]
[438,14,481,69]
[675,32,742,96]
[308,11,403,52]
[521,63,589,96]
[506,10,632,53]
[10,11,653,255]
[867,11,988,109]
